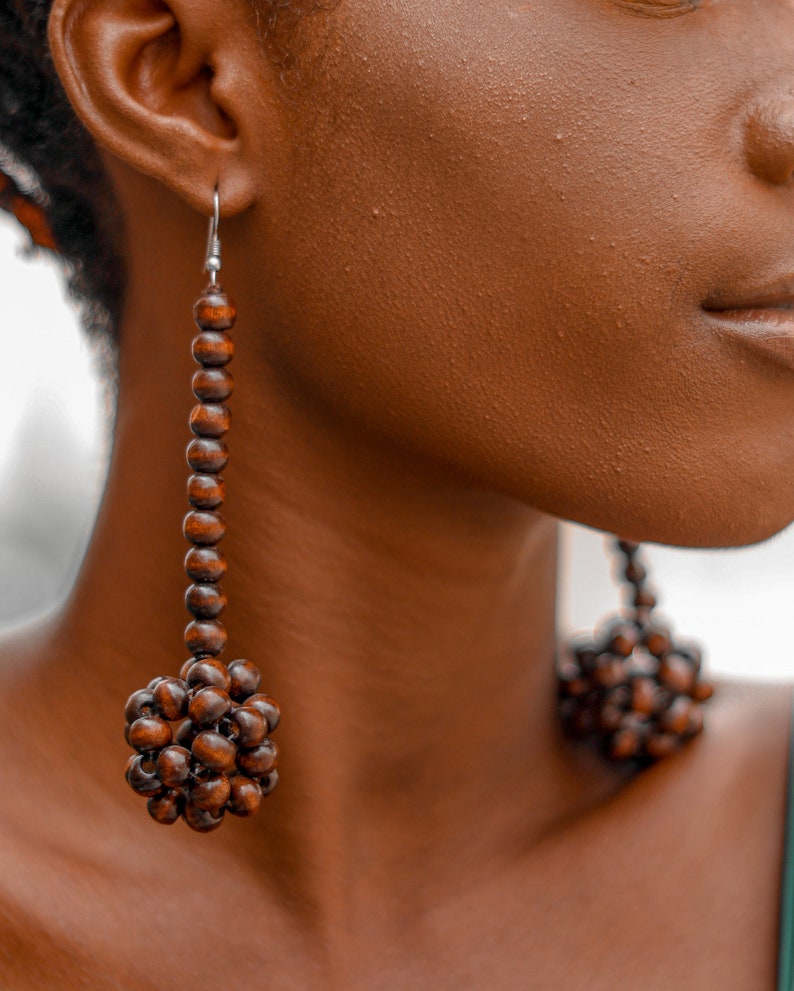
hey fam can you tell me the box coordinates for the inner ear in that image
[128,7,236,140]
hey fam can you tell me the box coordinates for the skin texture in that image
[0,0,794,987]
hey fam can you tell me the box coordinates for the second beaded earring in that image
[124,189,282,832]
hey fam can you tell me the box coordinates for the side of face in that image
[242,0,794,548]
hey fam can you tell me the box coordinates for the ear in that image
[47,0,280,216]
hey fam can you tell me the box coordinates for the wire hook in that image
[204,186,222,288]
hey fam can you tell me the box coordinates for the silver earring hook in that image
[204,186,222,288]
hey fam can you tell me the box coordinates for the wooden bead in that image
[125,754,162,795]
[228,706,267,748]
[175,719,199,748]
[186,582,227,620]
[156,745,192,788]
[152,677,190,721]
[228,775,262,817]
[246,693,281,733]
[228,659,262,702]
[129,716,173,753]
[237,738,278,778]
[183,510,226,546]
[147,791,183,825]
[193,368,234,403]
[610,727,641,760]
[192,332,234,368]
[260,770,279,797]
[645,733,680,760]
[631,677,657,716]
[125,689,156,724]
[660,696,692,735]
[186,658,232,691]
[693,680,714,703]
[183,801,225,833]
[659,655,696,694]
[185,547,227,583]
[644,628,672,659]
[192,730,238,774]
[185,619,228,657]
[194,291,237,331]
[188,686,232,727]
[147,676,166,691]
[608,624,638,658]
[186,438,229,474]
[191,772,231,811]
[592,656,625,689]
[190,403,231,439]
[188,474,225,509]
[624,559,647,585]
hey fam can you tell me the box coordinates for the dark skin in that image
[0,0,793,986]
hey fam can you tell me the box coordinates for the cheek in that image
[251,0,794,547]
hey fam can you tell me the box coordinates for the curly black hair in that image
[0,0,326,334]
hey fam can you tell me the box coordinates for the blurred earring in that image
[124,187,281,832]
[558,539,714,764]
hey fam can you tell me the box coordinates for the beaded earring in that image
[558,539,714,765]
[124,189,281,832]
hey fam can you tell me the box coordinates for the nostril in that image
[745,97,794,185]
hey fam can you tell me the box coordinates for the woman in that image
[0,0,792,986]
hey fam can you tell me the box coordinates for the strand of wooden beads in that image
[124,192,281,832]
[558,539,714,766]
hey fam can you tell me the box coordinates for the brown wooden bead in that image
[631,677,657,716]
[183,510,226,547]
[260,770,279,797]
[192,368,234,403]
[237,738,278,778]
[147,676,166,691]
[191,772,231,811]
[624,559,647,585]
[129,716,173,753]
[660,696,692,735]
[228,659,262,702]
[644,628,672,658]
[687,703,705,736]
[126,754,162,795]
[190,403,231,439]
[156,745,193,788]
[186,583,227,620]
[153,677,190,721]
[608,624,638,658]
[125,689,157,724]
[186,658,232,691]
[185,546,227,583]
[597,704,623,733]
[617,539,640,556]
[610,727,641,760]
[228,775,262,817]
[633,588,657,611]
[194,291,237,331]
[183,800,225,833]
[228,706,268,748]
[192,331,234,368]
[186,438,229,474]
[645,733,680,760]
[185,619,228,657]
[147,791,183,825]
[659,655,696,695]
[175,719,199,748]
[192,730,238,774]
[188,686,232,727]
[592,656,625,689]
[188,474,225,509]
[693,680,714,703]
[246,693,281,733]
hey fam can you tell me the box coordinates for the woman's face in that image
[245,0,794,547]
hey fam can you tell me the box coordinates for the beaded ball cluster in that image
[125,198,281,833]
[558,539,714,765]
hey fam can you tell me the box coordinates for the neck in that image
[9,194,606,922]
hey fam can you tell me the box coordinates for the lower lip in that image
[705,308,794,371]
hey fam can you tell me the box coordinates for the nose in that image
[745,94,794,184]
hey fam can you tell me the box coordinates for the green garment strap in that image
[778,699,794,991]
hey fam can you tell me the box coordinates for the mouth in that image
[704,276,794,371]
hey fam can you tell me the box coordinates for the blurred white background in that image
[2,210,794,681]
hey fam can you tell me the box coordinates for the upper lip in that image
[704,274,794,312]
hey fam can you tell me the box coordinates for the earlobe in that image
[47,0,261,215]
